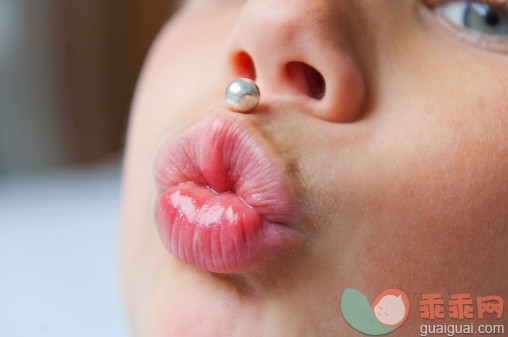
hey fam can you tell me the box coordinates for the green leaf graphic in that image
[341,288,398,336]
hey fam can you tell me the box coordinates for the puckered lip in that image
[153,111,302,273]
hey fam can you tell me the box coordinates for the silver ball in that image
[225,78,260,113]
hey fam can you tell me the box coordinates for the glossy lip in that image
[153,111,301,273]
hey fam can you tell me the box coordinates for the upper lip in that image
[153,111,299,226]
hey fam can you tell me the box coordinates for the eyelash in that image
[423,0,507,9]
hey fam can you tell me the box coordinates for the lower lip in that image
[154,113,300,273]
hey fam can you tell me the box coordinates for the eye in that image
[438,1,508,34]
[424,0,508,52]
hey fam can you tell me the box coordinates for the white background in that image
[0,159,129,337]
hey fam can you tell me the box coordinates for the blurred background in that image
[0,0,181,335]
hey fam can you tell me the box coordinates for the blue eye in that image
[435,1,508,35]
[424,0,508,52]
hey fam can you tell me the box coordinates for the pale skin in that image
[120,0,508,336]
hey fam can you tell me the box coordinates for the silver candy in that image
[225,78,260,113]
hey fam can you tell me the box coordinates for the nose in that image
[224,0,366,122]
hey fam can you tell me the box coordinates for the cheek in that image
[356,80,507,291]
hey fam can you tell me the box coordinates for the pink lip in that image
[154,112,300,273]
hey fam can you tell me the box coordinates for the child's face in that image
[120,1,507,336]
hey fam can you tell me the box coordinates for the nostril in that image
[285,62,326,100]
[231,51,256,81]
